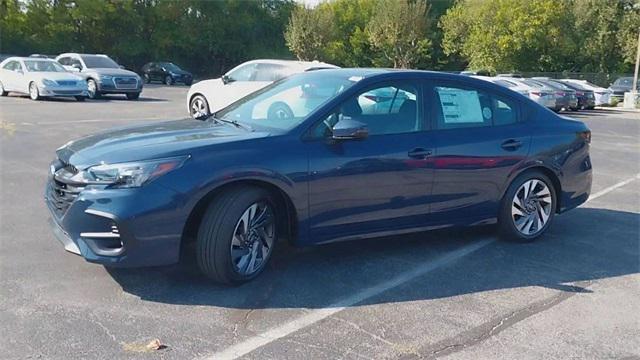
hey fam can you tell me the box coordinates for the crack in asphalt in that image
[399,280,594,359]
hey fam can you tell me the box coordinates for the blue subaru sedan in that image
[45,69,592,284]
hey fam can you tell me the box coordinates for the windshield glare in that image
[24,60,65,72]
[216,72,359,131]
[81,55,119,69]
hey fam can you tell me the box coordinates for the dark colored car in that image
[45,69,592,284]
[609,77,639,101]
[141,62,193,86]
[557,80,596,110]
[532,78,579,111]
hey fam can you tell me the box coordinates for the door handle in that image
[408,148,433,159]
[501,139,523,151]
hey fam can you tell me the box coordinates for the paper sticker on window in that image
[436,87,484,123]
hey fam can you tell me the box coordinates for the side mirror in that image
[222,74,234,84]
[119,65,125,69]
[71,63,82,71]
[332,118,369,140]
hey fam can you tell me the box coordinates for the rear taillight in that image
[531,91,541,96]
[556,92,565,96]
[576,91,584,96]
[364,95,379,102]
[579,130,591,144]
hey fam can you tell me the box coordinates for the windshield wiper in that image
[211,116,252,131]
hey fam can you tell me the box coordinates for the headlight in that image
[99,75,113,82]
[71,156,189,188]
[42,79,57,86]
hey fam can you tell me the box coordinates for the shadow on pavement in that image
[107,207,639,309]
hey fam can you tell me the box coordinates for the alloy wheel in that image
[87,80,97,98]
[511,179,552,236]
[190,97,208,118]
[230,202,275,276]
[29,83,39,100]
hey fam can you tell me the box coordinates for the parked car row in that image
[0,54,194,102]
[472,75,608,112]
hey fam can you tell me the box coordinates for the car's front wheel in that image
[143,74,151,84]
[498,170,556,242]
[87,79,100,99]
[196,187,278,284]
[29,82,41,100]
[126,92,140,100]
[190,94,210,119]
[75,96,86,102]
[164,75,173,86]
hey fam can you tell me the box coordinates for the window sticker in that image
[436,87,484,123]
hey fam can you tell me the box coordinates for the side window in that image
[254,64,288,81]
[434,85,517,129]
[316,82,421,137]
[2,61,15,70]
[227,63,257,82]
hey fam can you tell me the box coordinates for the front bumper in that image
[39,85,88,97]
[45,176,186,267]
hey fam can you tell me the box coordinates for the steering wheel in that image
[267,102,294,121]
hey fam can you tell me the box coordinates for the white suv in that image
[187,59,337,119]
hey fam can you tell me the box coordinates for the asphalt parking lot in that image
[1,86,638,360]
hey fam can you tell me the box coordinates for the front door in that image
[306,81,435,243]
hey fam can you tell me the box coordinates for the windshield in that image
[215,71,361,131]
[161,62,181,72]
[24,60,66,72]
[81,55,119,69]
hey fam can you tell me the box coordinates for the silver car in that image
[56,53,143,100]
[0,57,88,101]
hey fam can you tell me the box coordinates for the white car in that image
[560,79,611,106]
[187,59,338,119]
[0,57,88,101]
[494,77,559,111]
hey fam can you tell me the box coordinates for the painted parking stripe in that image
[204,173,640,360]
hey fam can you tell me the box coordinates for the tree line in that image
[1,0,638,77]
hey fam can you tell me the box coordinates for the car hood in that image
[85,68,140,77]
[27,72,83,82]
[57,119,269,168]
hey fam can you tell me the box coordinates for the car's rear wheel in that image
[196,187,278,284]
[87,79,100,99]
[164,75,173,86]
[185,79,193,86]
[499,170,556,242]
[190,95,210,119]
[29,82,41,100]
[0,81,7,96]
[126,92,140,100]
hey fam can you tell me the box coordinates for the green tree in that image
[440,0,576,72]
[284,4,332,61]
[366,0,431,68]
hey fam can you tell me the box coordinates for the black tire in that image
[498,170,557,243]
[267,101,294,121]
[126,92,140,100]
[0,81,7,96]
[75,96,86,102]
[190,94,210,119]
[185,79,193,86]
[143,74,151,84]
[196,187,279,284]
[87,79,100,99]
[164,75,173,85]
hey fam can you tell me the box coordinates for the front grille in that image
[114,77,138,89]
[47,160,85,218]
[56,80,77,86]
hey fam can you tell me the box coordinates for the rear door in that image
[427,80,531,224]
[1,61,18,90]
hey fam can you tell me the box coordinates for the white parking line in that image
[204,173,640,360]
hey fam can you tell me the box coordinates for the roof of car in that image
[242,59,339,70]
[1,56,57,63]
[56,53,110,58]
